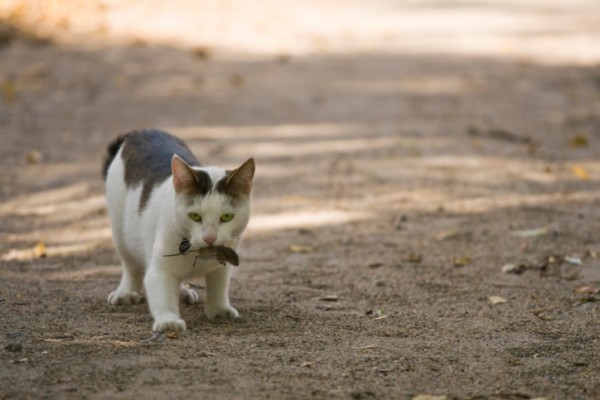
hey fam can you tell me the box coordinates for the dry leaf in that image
[402,253,422,263]
[501,263,516,273]
[571,165,590,180]
[574,286,600,294]
[436,229,460,240]
[301,361,312,368]
[289,244,313,253]
[519,241,529,253]
[1,79,17,104]
[584,250,598,259]
[453,257,471,267]
[569,133,589,148]
[165,331,180,340]
[276,53,291,63]
[565,256,582,266]
[489,296,508,305]
[34,241,47,258]
[412,395,447,400]
[26,150,43,164]
[501,263,526,274]
[229,73,245,88]
[191,46,211,60]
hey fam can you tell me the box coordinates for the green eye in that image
[189,213,202,222]
[220,213,234,223]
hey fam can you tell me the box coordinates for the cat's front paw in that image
[153,316,187,333]
[107,290,143,306]
[205,304,239,320]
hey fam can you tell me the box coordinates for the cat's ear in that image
[220,158,255,198]
[172,155,197,194]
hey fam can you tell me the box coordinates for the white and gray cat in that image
[102,130,254,332]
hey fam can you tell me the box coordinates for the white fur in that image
[105,149,251,332]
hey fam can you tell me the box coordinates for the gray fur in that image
[106,130,210,212]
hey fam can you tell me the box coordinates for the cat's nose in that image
[203,235,216,245]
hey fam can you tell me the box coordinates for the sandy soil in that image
[2,1,600,399]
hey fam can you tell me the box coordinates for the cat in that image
[102,129,255,332]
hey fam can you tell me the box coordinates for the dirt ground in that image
[2,1,600,399]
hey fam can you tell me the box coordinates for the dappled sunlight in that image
[368,187,600,216]
[41,336,138,347]
[335,76,484,96]
[417,155,600,186]
[168,123,425,164]
[0,182,91,216]
[227,136,402,160]
[44,264,121,281]
[3,222,112,247]
[171,123,362,141]
[1,194,106,223]
[0,181,112,261]
[443,189,600,215]
[2,241,103,262]
[248,209,368,234]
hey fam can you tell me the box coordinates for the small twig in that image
[528,306,559,314]
[490,283,528,289]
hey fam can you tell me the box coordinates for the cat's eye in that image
[189,213,202,222]
[220,213,234,223]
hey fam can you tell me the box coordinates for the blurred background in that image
[1,0,599,235]
[2,0,600,61]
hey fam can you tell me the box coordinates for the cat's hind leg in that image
[108,255,144,305]
[180,284,200,304]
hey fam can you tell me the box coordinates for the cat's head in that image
[171,155,255,250]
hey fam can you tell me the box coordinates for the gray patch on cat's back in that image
[117,129,206,212]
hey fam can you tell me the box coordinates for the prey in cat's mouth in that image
[196,245,240,266]
[164,237,240,267]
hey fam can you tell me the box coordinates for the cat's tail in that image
[102,134,128,180]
